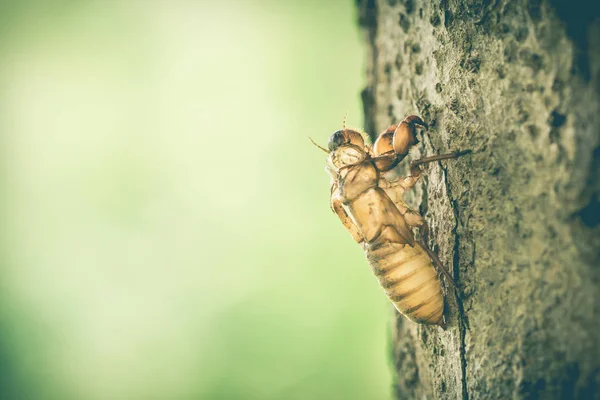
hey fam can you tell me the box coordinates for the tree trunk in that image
[357,0,600,398]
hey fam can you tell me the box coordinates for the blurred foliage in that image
[0,1,393,399]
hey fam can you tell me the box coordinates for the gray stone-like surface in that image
[358,0,600,398]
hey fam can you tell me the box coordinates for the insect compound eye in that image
[328,130,348,151]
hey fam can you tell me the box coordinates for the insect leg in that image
[439,314,448,330]
[379,179,424,227]
[371,125,400,172]
[331,193,366,248]
[409,150,471,175]
[382,174,421,190]
[418,221,458,288]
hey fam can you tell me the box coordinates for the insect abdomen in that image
[367,242,444,325]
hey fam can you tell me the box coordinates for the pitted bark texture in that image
[358,0,600,398]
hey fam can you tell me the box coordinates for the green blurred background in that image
[0,1,394,399]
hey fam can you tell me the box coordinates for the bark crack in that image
[440,162,469,400]
[454,232,469,400]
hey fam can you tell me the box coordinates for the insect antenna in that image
[342,111,349,129]
[307,137,329,153]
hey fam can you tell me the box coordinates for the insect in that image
[311,115,469,326]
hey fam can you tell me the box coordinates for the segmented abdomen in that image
[367,242,444,325]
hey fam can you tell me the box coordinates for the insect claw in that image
[438,315,447,330]
[415,121,428,130]
[403,115,427,128]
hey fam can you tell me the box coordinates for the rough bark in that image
[357,0,600,398]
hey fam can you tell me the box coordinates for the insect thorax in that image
[338,161,379,204]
